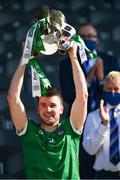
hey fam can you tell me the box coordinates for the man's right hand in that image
[99,99,109,126]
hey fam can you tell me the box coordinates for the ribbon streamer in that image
[28,57,51,97]
[72,34,97,60]
[31,67,41,97]
[22,18,50,65]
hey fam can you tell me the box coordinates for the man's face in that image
[38,95,64,126]
[78,25,98,42]
[104,78,120,93]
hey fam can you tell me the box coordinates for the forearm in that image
[83,123,108,155]
[82,132,104,155]
[8,58,26,99]
[7,57,27,131]
[69,44,88,130]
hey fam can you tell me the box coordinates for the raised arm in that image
[7,57,27,132]
[69,43,88,131]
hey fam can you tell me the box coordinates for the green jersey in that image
[19,117,80,179]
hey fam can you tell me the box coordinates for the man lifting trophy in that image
[7,8,93,179]
[20,8,96,98]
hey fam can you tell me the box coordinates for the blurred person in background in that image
[79,23,120,179]
[83,71,120,179]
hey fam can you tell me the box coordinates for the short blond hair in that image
[104,71,120,88]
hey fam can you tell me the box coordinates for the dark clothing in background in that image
[59,51,120,179]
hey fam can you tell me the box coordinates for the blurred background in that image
[0,0,120,178]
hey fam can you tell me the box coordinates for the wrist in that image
[101,119,108,126]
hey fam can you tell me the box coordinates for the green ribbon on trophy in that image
[31,21,45,55]
[22,18,48,65]
[72,35,97,60]
[28,57,51,97]
[22,17,53,97]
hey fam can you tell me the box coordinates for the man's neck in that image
[41,122,59,132]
